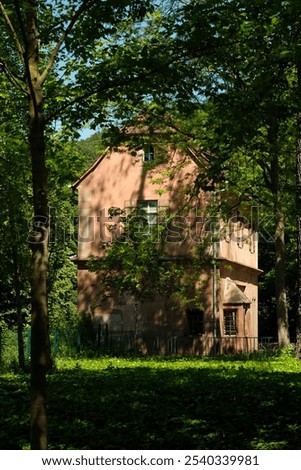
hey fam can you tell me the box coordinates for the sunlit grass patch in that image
[1,352,301,449]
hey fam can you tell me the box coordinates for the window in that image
[143,145,155,162]
[187,308,204,335]
[138,200,158,227]
[223,309,237,336]
[237,284,246,293]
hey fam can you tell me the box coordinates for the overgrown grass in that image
[1,352,301,450]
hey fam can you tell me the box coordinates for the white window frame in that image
[138,200,158,227]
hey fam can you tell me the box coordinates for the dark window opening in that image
[187,308,204,335]
[144,145,155,162]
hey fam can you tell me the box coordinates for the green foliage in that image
[0,372,29,449]
[89,207,183,300]
[88,206,205,307]
[117,0,300,341]
[0,109,32,329]
[0,324,19,371]
[48,260,78,331]
[76,132,106,165]
[46,132,103,331]
[1,354,301,449]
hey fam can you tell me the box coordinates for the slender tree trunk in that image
[296,61,301,355]
[269,129,290,347]
[8,196,26,370]
[25,1,50,450]
[13,261,25,371]
[274,204,289,346]
[17,311,25,370]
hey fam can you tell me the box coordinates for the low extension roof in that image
[223,277,252,305]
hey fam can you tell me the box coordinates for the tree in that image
[0,0,177,449]
[172,0,295,346]
[46,135,93,333]
[132,0,298,347]
[294,28,301,354]
[0,80,32,369]
[90,0,301,346]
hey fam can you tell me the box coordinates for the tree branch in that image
[46,48,188,124]
[0,1,24,65]
[46,69,162,123]
[0,58,29,95]
[13,0,41,117]
[257,158,272,191]
[39,0,98,86]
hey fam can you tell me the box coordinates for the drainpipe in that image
[212,184,228,348]
[213,222,217,340]
[212,193,218,341]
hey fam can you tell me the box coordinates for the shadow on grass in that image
[0,374,29,450]
[1,360,301,450]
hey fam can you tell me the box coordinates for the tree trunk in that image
[269,129,290,347]
[274,204,290,347]
[14,262,25,371]
[29,96,50,450]
[8,196,26,370]
[295,61,301,355]
[25,1,50,450]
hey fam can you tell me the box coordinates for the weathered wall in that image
[74,146,260,353]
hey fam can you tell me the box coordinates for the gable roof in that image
[72,147,110,190]
[71,144,212,191]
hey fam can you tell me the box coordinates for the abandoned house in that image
[72,136,261,355]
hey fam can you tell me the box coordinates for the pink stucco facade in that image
[72,144,260,354]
